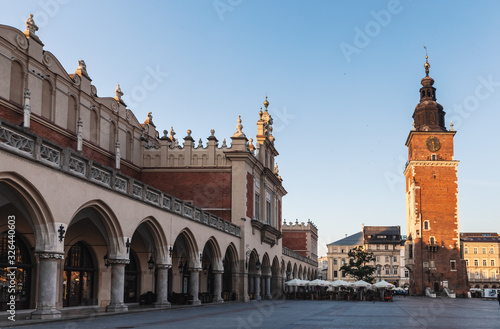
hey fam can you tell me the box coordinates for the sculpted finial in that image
[25,14,38,34]
[115,84,123,101]
[232,115,245,138]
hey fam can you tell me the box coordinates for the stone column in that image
[189,268,201,305]
[261,276,266,299]
[31,252,63,319]
[254,275,261,300]
[155,264,171,308]
[265,276,272,299]
[106,259,129,312]
[213,270,224,303]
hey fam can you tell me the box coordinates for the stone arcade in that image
[0,16,317,319]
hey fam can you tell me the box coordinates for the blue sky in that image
[2,1,500,256]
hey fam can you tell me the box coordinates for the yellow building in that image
[461,233,500,289]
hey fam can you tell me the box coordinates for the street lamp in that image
[148,255,155,270]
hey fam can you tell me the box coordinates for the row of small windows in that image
[465,259,496,267]
[467,270,497,280]
[333,256,398,265]
[367,244,397,251]
[464,247,495,254]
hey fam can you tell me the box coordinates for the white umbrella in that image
[393,287,405,292]
[285,279,309,286]
[307,279,330,287]
[373,280,395,289]
[349,280,372,288]
[330,279,350,287]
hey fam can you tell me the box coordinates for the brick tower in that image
[404,52,468,296]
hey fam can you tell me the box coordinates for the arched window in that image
[9,61,24,105]
[109,121,116,153]
[41,80,52,119]
[63,242,96,307]
[67,96,77,132]
[0,233,32,310]
[90,109,98,144]
[126,131,132,161]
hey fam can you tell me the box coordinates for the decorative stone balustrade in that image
[282,247,318,267]
[0,119,241,238]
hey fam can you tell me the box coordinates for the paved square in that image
[2,297,500,329]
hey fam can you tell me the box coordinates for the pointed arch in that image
[0,172,53,250]
[69,200,123,255]
[175,228,199,268]
[133,216,168,262]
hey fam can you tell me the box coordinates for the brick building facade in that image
[403,54,468,296]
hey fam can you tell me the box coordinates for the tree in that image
[339,246,376,283]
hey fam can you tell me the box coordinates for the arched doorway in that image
[271,256,281,298]
[63,242,96,307]
[0,233,32,310]
[124,250,139,303]
[222,244,238,301]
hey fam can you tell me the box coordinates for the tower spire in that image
[412,47,446,132]
[424,45,430,77]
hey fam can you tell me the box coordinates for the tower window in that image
[423,221,429,230]
[431,154,436,161]
[450,260,456,271]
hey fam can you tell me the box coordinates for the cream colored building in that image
[0,15,317,320]
[461,233,500,289]
[326,226,405,286]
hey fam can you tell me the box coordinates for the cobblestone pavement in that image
[2,297,500,329]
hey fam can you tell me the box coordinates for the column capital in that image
[156,264,172,270]
[189,267,202,272]
[35,252,64,260]
[108,258,130,265]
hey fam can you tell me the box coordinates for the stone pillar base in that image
[191,299,201,306]
[31,309,61,319]
[256,295,262,301]
[155,302,171,308]
[213,297,224,303]
[265,294,272,300]
[106,304,128,312]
